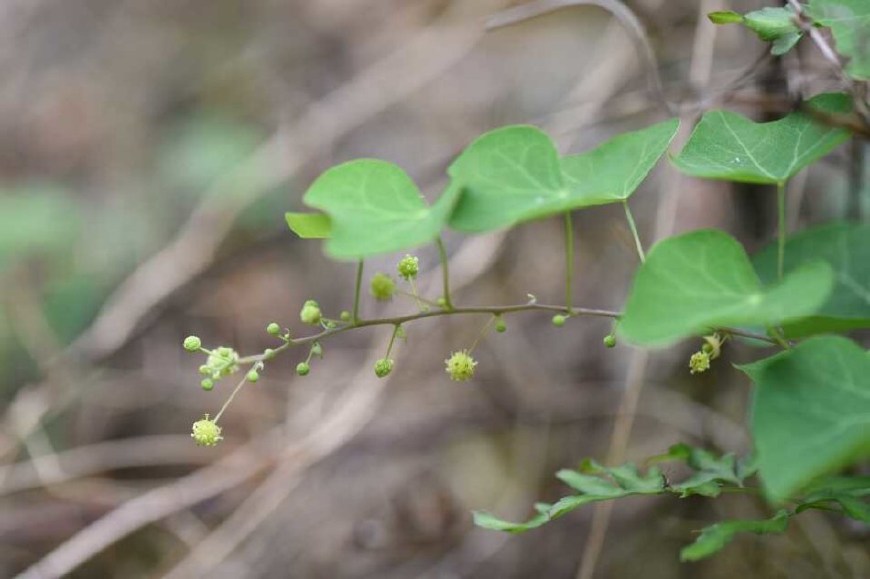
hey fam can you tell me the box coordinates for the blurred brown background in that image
[1,0,866,577]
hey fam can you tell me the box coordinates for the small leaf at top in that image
[680,510,790,561]
[672,93,851,184]
[303,159,460,259]
[740,336,870,502]
[619,229,834,346]
[285,212,331,239]
[708,11,744,25]
[808,0,870,80]
[743,7,800,41]
[754,222,870,337]
[447,120,678,232]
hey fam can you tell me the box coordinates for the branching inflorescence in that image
[180,0,870,563]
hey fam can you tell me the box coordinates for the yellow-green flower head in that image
[689,351,711,374]
[397,254,419,280]
[445,350,477,381]
[374,358,394,378]
[206,346,240,379]
[370,273,396,301]
[191,416,223,446]
[300,300,322,325]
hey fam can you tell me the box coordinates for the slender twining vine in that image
[184,1,869,563]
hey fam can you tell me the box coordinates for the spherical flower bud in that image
[263,348,276,360]
[689,351,711,374]
[445,350,477,382]
[552,315,567,327]
[183,336,202,352]
[603,334,617,348]
[495,318,507,333]
[397,254,419,280]
[374,358,394,378]
[310,342,323,357]
[340,310,352,322]
[199,365,211,375]
[246,370,260,383]
[191,416,222,446]
[436,297,447,308]
[200,378,214,391]
[369,273,396,301]
[296,362,310,376]
[300,300,322,325]
[266,322,281,336]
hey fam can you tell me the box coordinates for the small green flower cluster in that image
[184,335,241,391]
[689,333,724,374]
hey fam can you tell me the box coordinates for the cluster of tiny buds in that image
[445,350,477,381]
[374,358,394,378]
[397,254,419,280]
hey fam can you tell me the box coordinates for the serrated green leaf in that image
[302,159,460,259]
[672,93,851,185]
[472,509,550,534]
[619,230,834,346]
[548,493,621,519]
[285,212,331,239]
[607,464,666,492]
[680,510,790,561]
[740,336,870,502]
[447,120,678,232]
[808,0,870,80]
[708,11,744,25]
[754,222,870,337]
[557,469,623,496]
[743,7,799,41]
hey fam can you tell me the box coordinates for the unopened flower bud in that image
[370,273,396,301]
[200,378,214,391]
[296,362,310,376]
[374,358,394,378]
[300,300,322,325]
[603,334,617,348]
[183,336,202,352]
[266,322,281,336]
[552,315,567,327]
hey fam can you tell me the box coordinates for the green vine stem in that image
[564,212,575,312]
[236,303,779,366]
[436,236,454,310]
[352,259,364,324]
[777,181,786,280]
[622,200,646,263]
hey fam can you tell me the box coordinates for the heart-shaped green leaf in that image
[809,0,870,80]
[447,120,678,232]
[619,229,835,346]
[285,212,331,239]
[302,159,460,259]
[754,222,870,337]
[560,119,680,206]
[740,336,870,502]
[672,93,851,184]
